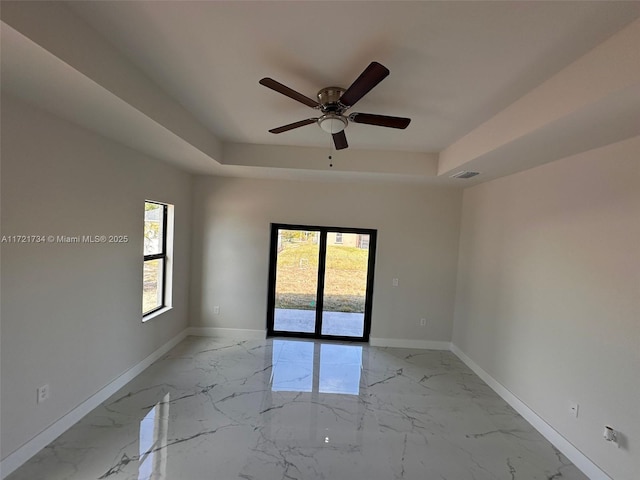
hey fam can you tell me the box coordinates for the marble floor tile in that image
[6,337,587,480]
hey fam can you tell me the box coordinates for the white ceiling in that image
[1,1,639,185]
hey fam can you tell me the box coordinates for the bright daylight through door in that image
[273,229,320,334]
[320,231,370,337]
[268,225,376,340]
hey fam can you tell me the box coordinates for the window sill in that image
[142,306,172,323]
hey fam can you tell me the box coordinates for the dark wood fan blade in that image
[268,118,318,134]
[339,62,390,108]
[332,130,348,150]
[349,113,411,129]
[259,78,320,108]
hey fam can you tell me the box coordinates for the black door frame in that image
[266,223,377,342]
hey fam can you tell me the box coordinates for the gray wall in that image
[452,136,640,479]
[190,176,462,343]
[0,95,193,460]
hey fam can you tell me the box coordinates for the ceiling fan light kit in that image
[318,114,347,134]
[259,61,411,150]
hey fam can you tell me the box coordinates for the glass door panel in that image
[273,229,320,334]
[320,233,369,337]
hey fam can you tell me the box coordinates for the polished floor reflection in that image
[7,337,587,480]
[137,392,169,480]
[271,340,362,394]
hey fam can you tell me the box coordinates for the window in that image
[143,201,171,318]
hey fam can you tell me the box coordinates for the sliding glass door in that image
[267,224,376,341]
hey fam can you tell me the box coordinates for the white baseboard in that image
[450,343,611,480]
[187,326,267,340]
[0,329,189,480]
[369,337,451,350]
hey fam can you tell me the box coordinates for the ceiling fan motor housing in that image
[317,87,346,113]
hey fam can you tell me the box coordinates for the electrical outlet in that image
[392,278,399,287]
[420,318,427,327]
[569,402,579,418]
[37,384,50,404]
[213,306,220,315]
[603,426,619,447]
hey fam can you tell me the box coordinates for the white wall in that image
[0,95,193,460]
[452,137,640,479]
[190,176,462,344]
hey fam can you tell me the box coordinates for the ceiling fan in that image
[259,61,411,150]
